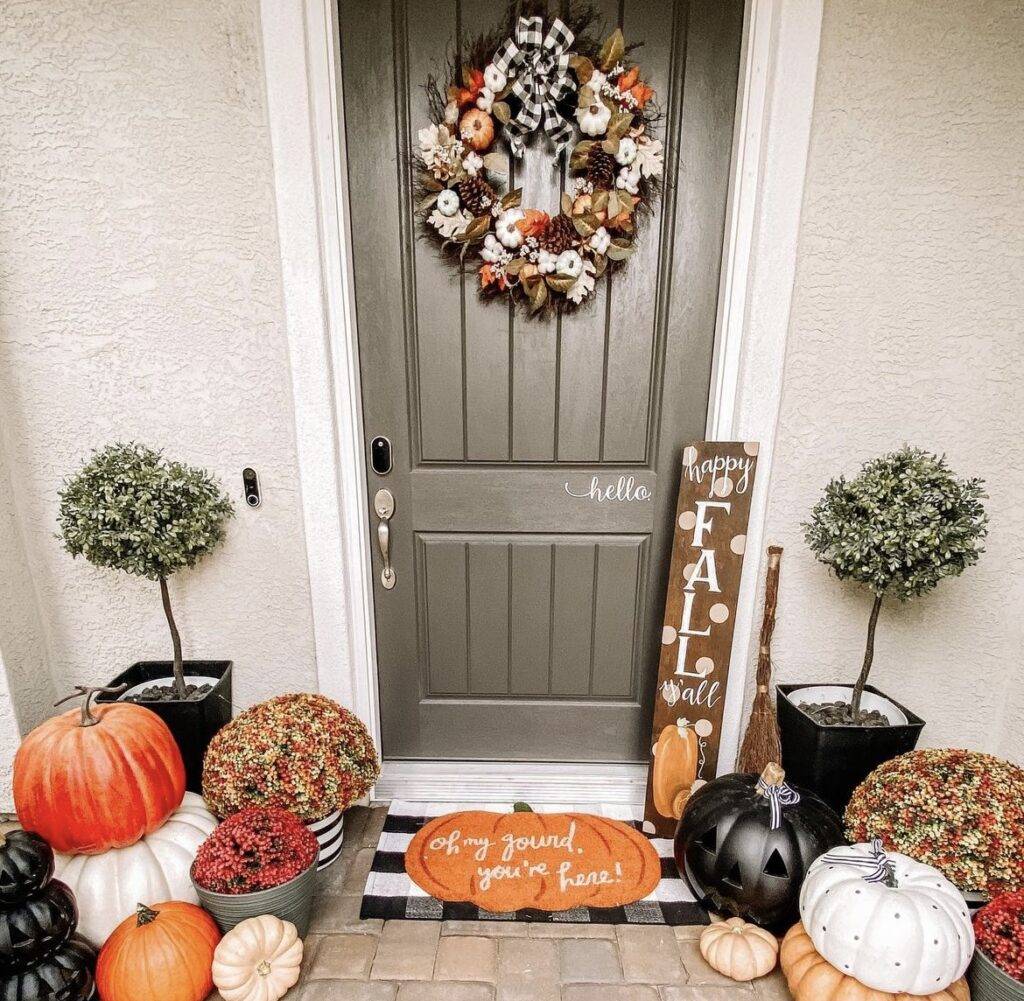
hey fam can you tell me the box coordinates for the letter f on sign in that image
[691,500,731,546]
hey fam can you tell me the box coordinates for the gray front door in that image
[338,0,743,761]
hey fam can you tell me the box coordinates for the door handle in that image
[374,488,396,589]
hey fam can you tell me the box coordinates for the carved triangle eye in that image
[698,827,717,853]
[723,861,743,888]
[763,848,788,878]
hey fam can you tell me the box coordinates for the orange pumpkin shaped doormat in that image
[405,806,661,912]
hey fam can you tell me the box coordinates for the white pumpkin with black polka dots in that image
[799,843,974,995]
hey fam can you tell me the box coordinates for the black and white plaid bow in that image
[492,16,577,157]
[756,776,801,830]
[820,839,897,885]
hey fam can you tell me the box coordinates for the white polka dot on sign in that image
[712,475,733,497]
[695,656,714,676]
[709,602,730,623]
[694,719,714,738]
[683,445,698,466]
[744,441,759,456]
[679,510,697,530]
[661,625,677,645]
[730,534,746,555]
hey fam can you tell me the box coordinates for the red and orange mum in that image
[975,891,1024,982]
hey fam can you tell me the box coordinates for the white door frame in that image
[259,0,823,804]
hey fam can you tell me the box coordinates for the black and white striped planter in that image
[307,810,345,870]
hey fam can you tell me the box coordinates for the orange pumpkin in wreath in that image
[405,806,660,912]
[780,923,970,1001]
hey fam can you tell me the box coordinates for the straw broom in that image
[737,546,783,773]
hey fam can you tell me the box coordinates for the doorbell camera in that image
[370,436,393,476]
[242,467,261,508]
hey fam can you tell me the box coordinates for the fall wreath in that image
[416,6,664,313]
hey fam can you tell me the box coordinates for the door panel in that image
[338,0,743,761]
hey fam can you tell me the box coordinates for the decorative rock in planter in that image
[800,840,974,994]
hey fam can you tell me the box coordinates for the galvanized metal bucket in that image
[193,859,318,937]
[969,950,1024,1001]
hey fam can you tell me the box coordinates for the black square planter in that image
[97,661,233,793]
[777,683,924,815]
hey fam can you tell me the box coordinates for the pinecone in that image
[458,176,497,217]
[540,213,578,255]
[586,146,617,190]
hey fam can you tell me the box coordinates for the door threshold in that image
[375,759,648,807]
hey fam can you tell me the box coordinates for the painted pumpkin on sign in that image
[96,902,221,1001]
[780,922,970,1001]
[0,934,97,1001]
[55,792,217,947]
[212,915,303,1001]
[675,763,844,928]
[0,830,54,907]
[799,841,974,994]
[13,687,185,855]
[405,807,661,912]
[652,720,700,820]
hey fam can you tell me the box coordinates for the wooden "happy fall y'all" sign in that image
[644,441,759,838]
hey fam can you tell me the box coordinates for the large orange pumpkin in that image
[14,687,185,854]
[405,807,661,912]
[96,901,221,1001]
[652,720,700,819]
[780,923,970,1001]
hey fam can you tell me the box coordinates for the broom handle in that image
[756,547,783,688]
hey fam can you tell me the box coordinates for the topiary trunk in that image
[851,594,883,718]
[159,577,187,699]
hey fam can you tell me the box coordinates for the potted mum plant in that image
[202,693,380,869]
[191,806,319,936]
[58,442,235,791]
[777,446,987,810]
[970,891,1024,1000]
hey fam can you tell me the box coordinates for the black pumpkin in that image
[0,934,95,1001]
[674,764,843,928]
[0,834,52,908]
[0,882,77,972]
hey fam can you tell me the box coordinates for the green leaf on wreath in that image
[592,189,610,213]
[570,141,594,171]
[599,29,625,72]
[501,188,523,209]
[504,257,527,276]
[418,193,439,212]
[561,192,574,216]
[572,214,600,238]
[608,112,634,141]
[546,274,578,293]
[529,279,549,312]
[570,55,594,86]
[454,215,491,243]
[601,138,621,155]
[593,254,608,277]
[492,101,511,125]
[606,190,620,217]
[606,241,634,261]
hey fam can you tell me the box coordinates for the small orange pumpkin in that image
[459,108,494,151]
[780,923,970,1001]
[406,808,660,912]
[96,901,221,1001]
[14,687,186,854]
[651,721,700,819]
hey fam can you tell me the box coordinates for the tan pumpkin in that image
[212,915,303,1001]
[780,923,971,1001]
[651,720,700,819]
[700,917,778,981]
[405,807,660,913]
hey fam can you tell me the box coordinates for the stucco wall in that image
[0,0,318,756]
[758,0,1024,760]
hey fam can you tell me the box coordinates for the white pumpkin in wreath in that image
[55,791,217,945]
[799,840,974,995]
[213,915,303,1001]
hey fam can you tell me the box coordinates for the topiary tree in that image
[58,442,235,698]
[803,446,987,720]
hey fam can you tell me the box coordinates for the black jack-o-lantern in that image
[674,763,844,929]
[0,833,53,909]
[0,935,96,1001]
[0,881,78,970]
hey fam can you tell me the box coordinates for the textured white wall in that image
[0,0,318,743]
[756,0,1024,760]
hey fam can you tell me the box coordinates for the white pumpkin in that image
[55,791,217,946]
[700,917,778,981]
[800,842,975,995]
[213,915,303,1001]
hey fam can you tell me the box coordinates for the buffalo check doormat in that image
[359,801,708,925]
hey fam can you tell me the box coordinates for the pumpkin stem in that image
[54,685,129,727]
[256,960,272,977]
[512,802,534,813]
[135,903,159,926]
[758,762,785,790]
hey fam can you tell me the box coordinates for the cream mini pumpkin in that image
[212,915,303,1001]
[55,792,217,946]
[799,842,974,995]
[700,917,778,981]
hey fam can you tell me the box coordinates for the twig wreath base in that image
[416,4,664,315]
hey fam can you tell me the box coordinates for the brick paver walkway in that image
[214,805,795,1001]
